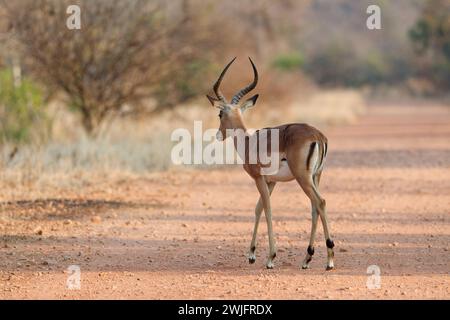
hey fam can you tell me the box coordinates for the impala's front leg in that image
[255,177,276,269]
[249,182,276,264]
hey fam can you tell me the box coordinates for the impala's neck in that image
[230,110,249,133]
[229,112,253,162]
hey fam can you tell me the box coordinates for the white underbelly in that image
[264,160,295,183]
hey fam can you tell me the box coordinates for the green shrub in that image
[272,52,304,72]
[0,68,49,143]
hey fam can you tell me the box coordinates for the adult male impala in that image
[206,57,335,270]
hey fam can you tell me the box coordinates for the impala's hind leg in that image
[320,204,335,270]
[289,144,331,270]
[288,142,334,270]
[301,172,321,269]
[302,201,318,269]
[296,173,334,270]
[249,182,276,264]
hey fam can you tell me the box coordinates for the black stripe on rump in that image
[317,141,324,170]
[306,142,317,171]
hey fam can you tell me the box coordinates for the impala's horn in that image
[231,57,258,105]
[212,57,236,103]
[206,94,218,106]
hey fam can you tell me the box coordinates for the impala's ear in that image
[240,94,259,113]
[206,95,218,106]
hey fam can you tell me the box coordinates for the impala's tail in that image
[306,140,327,177]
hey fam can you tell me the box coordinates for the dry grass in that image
[294,89,367,126]
[0,89,367,195]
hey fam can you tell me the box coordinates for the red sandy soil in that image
[0,102,449,299]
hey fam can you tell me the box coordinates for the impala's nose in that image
[216,130,223,141]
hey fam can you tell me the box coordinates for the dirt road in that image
[1,102,449,299]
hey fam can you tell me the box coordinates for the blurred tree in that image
[303,42,358,86]
[2,0,193,135]
[299,0,418,88]
[409,0,450,91]
[151,0,231,108]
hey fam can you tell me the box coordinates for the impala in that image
[206,57,335,270]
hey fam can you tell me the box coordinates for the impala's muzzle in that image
[216,130,224,141]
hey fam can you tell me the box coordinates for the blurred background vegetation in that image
[0,0,448,177]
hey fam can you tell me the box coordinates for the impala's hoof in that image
[266,261,274,269]
[302,255,312,270]
[248,251,256,264]
[326,266,334,271]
